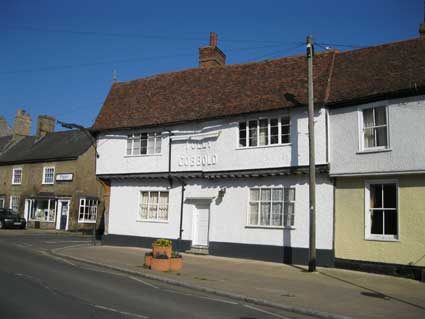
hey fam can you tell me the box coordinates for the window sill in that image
[357,148,392,155]
[11,183,22,186]
[78,220,96,224]
[124,153,162,158]
[136,219,168,224]
[365,236,399,242]
[236,143,291,151]
[29,220,55,223]
[245,225,295,230]
[42,183,55,185]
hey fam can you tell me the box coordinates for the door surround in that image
[56,199,71,230]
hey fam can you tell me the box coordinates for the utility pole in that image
[306,35,316,272]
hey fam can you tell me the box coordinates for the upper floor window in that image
[78,198,98,223]
[360,106,388,150]
[42,167,55,185]
[248,187,295,227]
[126,132,162,156]
[239,116,290,148]
[12,168,22,185]
[139,191,169,222]
[365,181,398,241]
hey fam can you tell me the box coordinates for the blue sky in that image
[0,0,423,131]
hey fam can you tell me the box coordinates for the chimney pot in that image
[210,32,218,47]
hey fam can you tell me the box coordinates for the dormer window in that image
[239,116,290,148]
[126,132,162,156]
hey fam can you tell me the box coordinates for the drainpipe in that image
[178,179,186,253]
[167,131,185,252]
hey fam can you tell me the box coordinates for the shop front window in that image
[27,199,56,222]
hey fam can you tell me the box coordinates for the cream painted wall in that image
[335,175,425,266]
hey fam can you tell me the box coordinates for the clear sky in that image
[0,0,423,131]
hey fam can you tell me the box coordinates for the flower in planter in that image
[171,251,182,258]
[153,238,172,247]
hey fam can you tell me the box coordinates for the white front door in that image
[192,203,210,246]
[56,200,70,230]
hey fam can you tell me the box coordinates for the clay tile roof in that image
[328,37,425,105]
[92,37,425,131]
[92,51,336,131]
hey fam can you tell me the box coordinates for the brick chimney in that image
[36,115,55,139]
[199,32,226,68]
[420,22,425,37]
[14,109,32,136]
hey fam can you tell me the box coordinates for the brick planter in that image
[152,245,172,258]
[151,257,170,272]
[144,255,152,268]
[170,257,183,271]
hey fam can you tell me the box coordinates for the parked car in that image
[0,208,26,229]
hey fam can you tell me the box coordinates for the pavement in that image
[52,241,425,319]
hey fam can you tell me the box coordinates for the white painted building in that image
[93,33,338,265]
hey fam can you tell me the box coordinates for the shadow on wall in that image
[283,228,292,263]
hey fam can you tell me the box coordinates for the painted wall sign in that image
[55,173,73,181]
[178,140,217,167]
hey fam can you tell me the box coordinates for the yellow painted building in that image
[335,175,425,269]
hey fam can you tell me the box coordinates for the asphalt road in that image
[0,231,313,319]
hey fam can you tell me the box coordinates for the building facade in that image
[94,31,425,272]
[327,35,425,278]
[94,33,336,266]
[0,112,106,232]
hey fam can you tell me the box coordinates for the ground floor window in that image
[365,181,398,240]
[248,187,295,227]
[27,199,56,222]
[78,198,98,223]
[0,197,5,208]
[10,195,20,212]
[139,191,169,222]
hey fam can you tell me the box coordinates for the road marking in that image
[244,304,293,319]
[129,276,159,289]
[163,288,238,305]
[42,240,90,244]
[94,305,149,318]
[40,251,76,266]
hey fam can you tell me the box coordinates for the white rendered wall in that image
[108,175,334,250]
[329,95,425,176]
[96,107,328,175]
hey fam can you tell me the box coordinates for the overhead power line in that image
[0,43,295,76]
[1,23,284,44]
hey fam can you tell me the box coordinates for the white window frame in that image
[364,180,399,241]
[247,187,295,228]
[12,167,23,185]
[10,195,20,212]
[126,132,162,156]
[238,115,291,149]
[358,105,390,152]
[138,191,169,222]
[42,166,55,185]
[27,198,56,222]
[78,198,98,223]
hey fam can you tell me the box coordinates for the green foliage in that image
[153,238,172,247]
[171,251,182,258]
